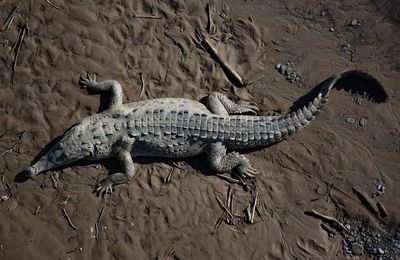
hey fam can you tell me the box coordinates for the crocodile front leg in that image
[95,136,135,196]
[95,149,135,196]
[205,92,259,115]
[207,142,258,178]
[78,74,123,109]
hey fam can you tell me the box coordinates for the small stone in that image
[278,64,288,75]
[359,117,367,127]
[320,11,326,16]
[350,19,358,26]
[378,248,384,254]
[329,27,335,32]
[346,117,355,123]
[285,67,293,76]
[275,63,281,70]
[341,43,351,53]
[351,243,363,256]
[345,224,351,230]
[79,247,83,252]
[347,236,356,243]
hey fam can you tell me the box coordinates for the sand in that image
[0,0,399,259]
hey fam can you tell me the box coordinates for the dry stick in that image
[110,213,127,221]
[59,196,70,205]
[34,205,41,215]
[215,196,233,218]
[71,166,82,175]
[196,31,244,87]
[12,25,28,84]
[165,168,173,183]
[1,131,25,156]
[167,249,175,257]
[132,14,162,19]
[227,187,233,209]
[171,161,185,170]
[45,0,60,9]
[139,72,146,99]
[245,204,252,223]
[352,187,378,216]
[250,193,258,224]
[0,5,18,32]
[306,209,349,232]
[214,211,226,230]
[50,172,59,189]
[62,208,78,230]
[95,206,106,241]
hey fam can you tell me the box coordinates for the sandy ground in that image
[0,0,399,259]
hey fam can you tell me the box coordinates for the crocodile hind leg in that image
[207,142,258,178]
[78,74,123,109]
[205,92,259,115]
[95,137,135,196]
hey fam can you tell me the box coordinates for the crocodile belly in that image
[131,138,207,158]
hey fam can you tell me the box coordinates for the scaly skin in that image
[22,71,388,196]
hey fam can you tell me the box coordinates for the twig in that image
[71,166,82,175]
[215,196,233,218]
[244,74,265,86]
[59,196,70,205]
[132,14,162,19]
[227,187,233,210]
[245,203,252,223]
[305,209,349,232]
[225,225,239,232]
[195,29,244,87]
[95,206,106,241]
[110,213,127,221]
[0,5,18,32]
[250,193,258,224]
[62,208,78,230]
[12,24,28,84]
[34,205,41,215]
[171,161,185,170]
[44,0,60,9]
[167,249,175,257]
[1,131,25,156]
[214,211,226,230]
[139,72,146,99]
[50,172,59,189]
[352,187,378,215]
[165,168,173,183]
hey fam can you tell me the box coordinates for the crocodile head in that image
[23,122,94,178]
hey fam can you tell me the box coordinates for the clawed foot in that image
[79,73,97,90]
[236,164,258,178]
[241,103,260,115]
[95,178,114,197]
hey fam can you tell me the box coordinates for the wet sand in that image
[0,0,399,259]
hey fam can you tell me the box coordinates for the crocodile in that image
[22,70,388,195]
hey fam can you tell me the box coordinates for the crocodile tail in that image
[279,70,388,137]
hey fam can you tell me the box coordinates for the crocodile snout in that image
[23,166,38,178]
